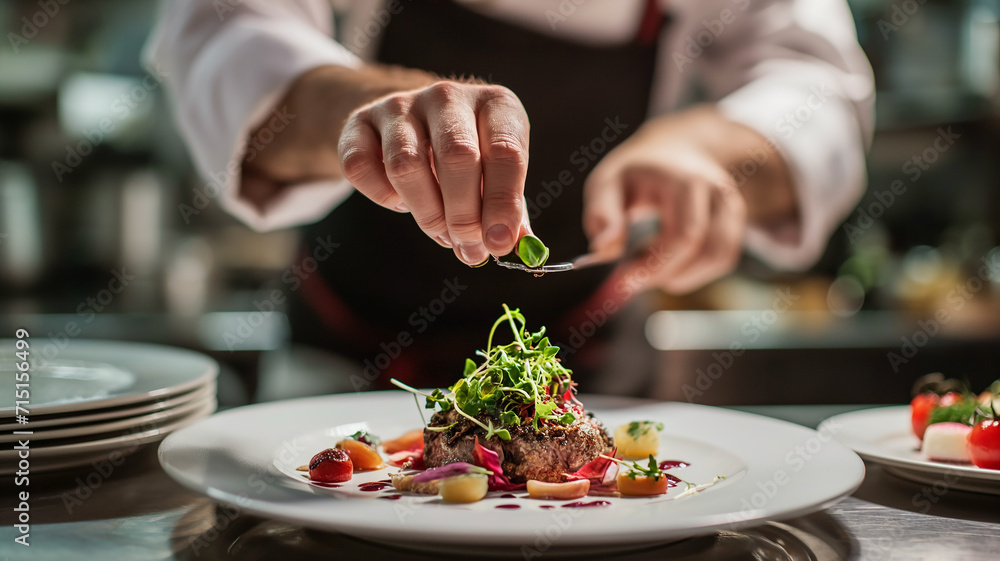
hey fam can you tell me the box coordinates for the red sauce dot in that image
[658,460,690,470]
[358,482,392,492]
[379,494,402,500]
[539,505,555,510]
[495,504,521,509]
[500,494,518,499]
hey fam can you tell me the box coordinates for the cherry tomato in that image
[910,393,940,440]
[968,419,1000,470]
[309,448,353,483]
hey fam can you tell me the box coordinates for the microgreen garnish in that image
[391,304,581,441]
[517,235,550,268]
[618,454,665,482]
[626,421,664,439]
[349,430,380,448]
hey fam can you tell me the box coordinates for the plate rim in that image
[0,339,218,416]
[0,398,217,461]
[0,390,215,443]
[0,382,216,430]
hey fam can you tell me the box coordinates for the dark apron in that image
[291,0,664,389]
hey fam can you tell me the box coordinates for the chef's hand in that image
[339,80,531,266]
[242,66,531,267]
[582,106,797,294]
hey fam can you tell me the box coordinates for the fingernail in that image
[459,243,488,266]
[435,234,452,248]
[485,224,513,251]
[395,202,409,212]
[472,256,490,268]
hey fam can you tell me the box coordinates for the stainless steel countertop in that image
[2,405,998,560]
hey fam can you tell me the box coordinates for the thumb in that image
[582,168,628,261]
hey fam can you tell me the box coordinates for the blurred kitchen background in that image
[1,0,999,407]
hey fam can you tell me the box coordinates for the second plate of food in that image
[820,406,1000,495]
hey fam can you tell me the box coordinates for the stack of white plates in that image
[1,340,217,474]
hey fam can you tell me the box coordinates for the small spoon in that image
[492,218,660,276]
[493,256,574,275]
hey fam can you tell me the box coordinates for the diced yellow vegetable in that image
[438,474,489,503]
[614,421,661,459]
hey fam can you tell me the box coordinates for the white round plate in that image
[159,392,863,554]
[1,399,216,475]
[0,382,215,431]
[820,406,1000,495]
[0,339,217,417]
[0,390,215,443]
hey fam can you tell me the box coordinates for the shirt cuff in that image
[717,76,867,271]
[179,17,362,232]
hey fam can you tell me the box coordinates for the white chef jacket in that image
[144,0,875,271]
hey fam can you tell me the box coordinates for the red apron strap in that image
[637,0,664,46]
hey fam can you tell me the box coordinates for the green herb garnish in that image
[928,400,980,426]
[517,235,550,268]
[392,304,580,441]
[626,421,664,439]
[624,454,664,481]
[349,429,380,448]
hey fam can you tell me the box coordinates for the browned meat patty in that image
[423,410,613,483]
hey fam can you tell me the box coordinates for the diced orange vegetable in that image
[526,479,590,500]
[336,439,386,471]
[383,429,424,454]
[617,472,669,496]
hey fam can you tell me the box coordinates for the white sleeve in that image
[655,0,875,270]
[143,0,363,231]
